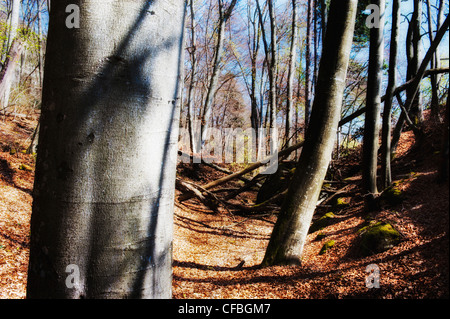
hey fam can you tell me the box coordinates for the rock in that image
[358,221,402,256]
[319,240,335,255]
[309,212,335,233]
[380,185,404,206]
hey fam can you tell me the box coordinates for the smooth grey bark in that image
[381,0,400,190]
[200,0,237,144]
[362,0,385,206]
[304,0,313,130]
[27,0,185,299]
[261,0,357,266]
[1,0,20,109]
[0,39,23,111]
[285,0,298,147]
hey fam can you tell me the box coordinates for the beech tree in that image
[200,0,237,145]
[362,0,385,208]
[27,0,185,298]
[381,0,400,189]
[0,0,20,109]
[261,0,357,266]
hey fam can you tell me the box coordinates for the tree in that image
[200,0,237,145]
[381,0,400,190]
[406,0,423,125]
[0,0,20,110]
[362,0,385,208]
[284,0,298,148]
[261,0,357,266]
[27,0,185,299]
[186,0,198,154]
[304,0,313,130]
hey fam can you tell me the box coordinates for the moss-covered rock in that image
[380,185,404,205]
[359,222,402,256]
[309,212,335,233]
[332,197,351,211]
[319,240,335,255]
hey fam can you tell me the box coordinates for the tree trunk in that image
[187,0,198,154]
[261,0,357,266]
[407,0,423,125]
[381,0,400,190]
[426,0,440,121]
[391,14,449,153]
[285,0,298,148]
[267,0,278,157]
[362,0,385,209]
[27,0,185,299]
[0,39,23,111]
[200,0,237,145]
[1,0,20,109]
[304,0,313,130]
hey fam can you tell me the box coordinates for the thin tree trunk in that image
[267,0,278,157]
[248,3,261,154]
[261,0,357,266]
[38,0,44,88]
[1,0,20,109]
[362,0,385,209]
[27,0,185,299]
[391,15,449,153]
[0,39,23,110]
[285,0,298,148]
[304,0,313,130]
[200,0,237,145]
[407,0,423,125]
[381,0,400,190]
[187,0,198,154]
[426,0,440,121]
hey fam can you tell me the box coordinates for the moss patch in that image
[332,197,351,211]
[380,185,404,206]
[18,164,32,172]
[309,212,335,233]
[359,222,402,256]
[319,240,335,255]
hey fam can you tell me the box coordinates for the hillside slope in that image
[0,110,448,298]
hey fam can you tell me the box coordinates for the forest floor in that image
[0,110,448,299]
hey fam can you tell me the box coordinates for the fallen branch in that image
[178,140,305,202]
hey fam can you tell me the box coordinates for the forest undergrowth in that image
[0,109,448,299]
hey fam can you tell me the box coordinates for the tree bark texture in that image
[27,0,185,299]
[285,0,298,147]
[362,0,385,205]
[381,0,400,190]
[1,0,20,109]
[261,0,357,266]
